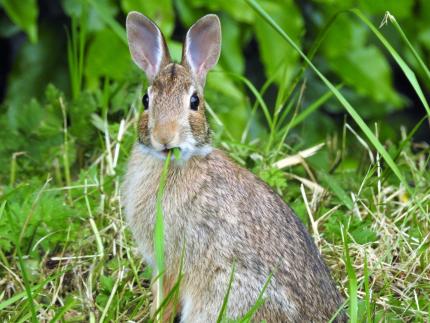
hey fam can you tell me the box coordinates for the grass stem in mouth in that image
[154,150,172,320]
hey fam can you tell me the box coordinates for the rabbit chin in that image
[138,141,213,162]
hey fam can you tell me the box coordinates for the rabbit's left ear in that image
[182,14,221,85]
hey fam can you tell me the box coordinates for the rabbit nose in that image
[152,121,178,147]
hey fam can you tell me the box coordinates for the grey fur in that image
[123,12,346,323]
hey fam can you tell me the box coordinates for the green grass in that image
[1,3,430,323]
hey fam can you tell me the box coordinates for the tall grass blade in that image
[153,150,174,320]
[216,262,236,323]
[239,272,272,322]
[245,0,412,196]
[86,0,127,44]
[317,171,354,210]
[151,242,186,322]
[341,225,358,323]
[363,252,372,323]
[350,9,430,119]
[50,296,76,323]
[227,73,273,129]
[5,209,37,322]
[289,86,339,129]
[385,12,430,83]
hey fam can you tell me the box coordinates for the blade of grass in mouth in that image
[153,147,181,318]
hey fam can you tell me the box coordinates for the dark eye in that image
[142,93,149,110]
[190,93,199,111]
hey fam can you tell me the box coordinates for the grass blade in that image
[153,150,173,320]
[289,86,340,129]
[317,171,354,210]
[216,263,236,323]
[245,0,411,196]
[385,12,430,84]
[239,272,272,322]
[16,250,37,323]
[49,296,76,323]
[363,252,372,323]
[350,9,430,119]
[227,73,273,129]
[341,225,358,323]
[86,0,127,44]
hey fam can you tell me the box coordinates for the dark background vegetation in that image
[1,1,429,155]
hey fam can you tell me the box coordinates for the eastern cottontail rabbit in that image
[122,11,346,323]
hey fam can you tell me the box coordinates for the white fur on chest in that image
[122,144,211,274]
[122,146,163,268]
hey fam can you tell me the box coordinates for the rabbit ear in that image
[182,14,221,85]
[126,12,170,81]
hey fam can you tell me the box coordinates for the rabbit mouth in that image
[161,147,181,156]
[138,141,212,161]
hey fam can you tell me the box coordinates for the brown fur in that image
[123,148,346,322]
[138,113,150,145]
[123,12,346,323]
[151,272,182,321]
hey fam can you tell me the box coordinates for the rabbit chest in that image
[122,144,208,270]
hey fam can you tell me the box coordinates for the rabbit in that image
[122,11,347,323]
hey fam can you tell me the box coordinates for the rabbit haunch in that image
[122,11,346,322]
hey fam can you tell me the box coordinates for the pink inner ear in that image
[185,15,221,82]
[131,23,160,69]
[126,12,169,81]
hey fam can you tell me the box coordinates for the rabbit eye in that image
[142,93,149,110]
[190,93,199,111]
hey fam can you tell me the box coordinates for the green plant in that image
[0,0,429,321]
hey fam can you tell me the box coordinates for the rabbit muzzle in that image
[151,121,180,153]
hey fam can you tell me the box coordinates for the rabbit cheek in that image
[138,113,151,146]
[188,111,209,145]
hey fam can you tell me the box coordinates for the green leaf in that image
[212,0,255,24]
[1,0,38,42]
[350,228,378,244]
[85,29,133,87]
[69,91,98,146]
[329,46,403,107]
[358,0,414,18]
[62,0,119,32]
[4,27,68,112]
[100,275,115,292]
[350,9,430,119]
[206,70,249,139]
[317,171,353,210]
[246,0,413,197]
[120,0,174,37]
[175,0,206,27]
[219,15,245,75]
[253,0,303,86]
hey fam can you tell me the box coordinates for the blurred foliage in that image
[0,0,428,145]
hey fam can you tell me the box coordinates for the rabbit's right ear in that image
[126,12,170,81]
[182,14,221,86]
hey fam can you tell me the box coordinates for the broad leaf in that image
[85,29,133,88]
[329,46,403,107]
[254,0,303,86]
[120,0,174,37]
[1,0,38,42]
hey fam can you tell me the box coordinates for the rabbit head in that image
[126,12,221,161]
